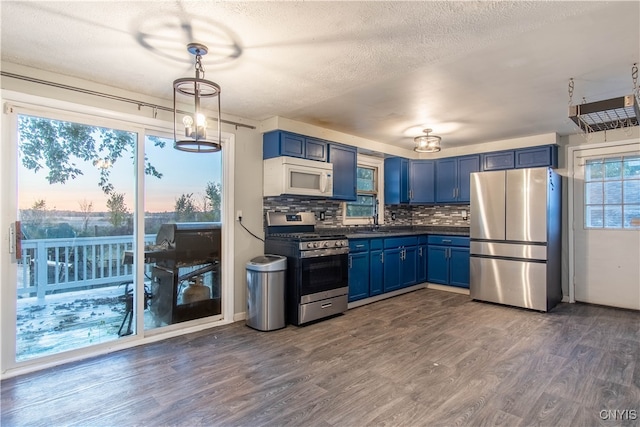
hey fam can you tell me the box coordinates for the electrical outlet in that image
[236,210,243,221]
[391,212,396,221]
[319,211,326,221]
[461,210,468,220]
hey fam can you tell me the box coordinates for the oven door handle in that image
[321,302,333,309]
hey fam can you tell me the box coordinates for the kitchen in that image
[1,1,640,425]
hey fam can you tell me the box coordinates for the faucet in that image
[372,198,379,230]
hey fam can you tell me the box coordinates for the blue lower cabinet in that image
[383,245,417,292]
[417,243,427,283]
[449,247,470,288]
[370,249,384,296]
[369,238,384,296]
[427,235,470,288]
[383,247,403,292]
[426,246,449,285]
[348,251,370,302]
[348,240,370,302]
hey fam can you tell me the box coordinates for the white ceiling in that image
[1,1,639,150]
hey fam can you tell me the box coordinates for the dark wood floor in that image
[2,288,639,427]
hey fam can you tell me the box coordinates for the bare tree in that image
[78,199,94,233]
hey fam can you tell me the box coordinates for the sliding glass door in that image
[5,106,225,367]
[14,113,137,361]
[143,134,223,332]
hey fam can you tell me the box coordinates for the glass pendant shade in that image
[173,43,222,153]
[414,129,441,153]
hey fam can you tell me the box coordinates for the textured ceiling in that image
[1,1,639,150]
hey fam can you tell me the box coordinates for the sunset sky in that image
[18,136,222,214]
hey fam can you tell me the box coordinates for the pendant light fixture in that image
[414,128,442,153]
[173,43,222,153]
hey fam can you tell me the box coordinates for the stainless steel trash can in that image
[246,254,287,331]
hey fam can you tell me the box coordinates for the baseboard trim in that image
[426,283,470,295]
[347,283,426,309]
[233,312,246,322]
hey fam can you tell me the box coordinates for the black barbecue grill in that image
[123,222,222,327]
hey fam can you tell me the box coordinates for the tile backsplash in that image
[263,196,470,228]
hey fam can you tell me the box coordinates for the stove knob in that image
[335,241,343,247]
[313,242,320,248]
[324,241,330,247]
[306,242,314,249]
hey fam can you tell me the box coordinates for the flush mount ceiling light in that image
[568,64,640,134]
[173,43,222,153]
[414,128,442,153]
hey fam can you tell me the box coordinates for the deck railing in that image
[18,235,156,300]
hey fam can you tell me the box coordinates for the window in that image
[584,155,640,229]
[343,155,384,225]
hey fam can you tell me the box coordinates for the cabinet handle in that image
[442,239,452,243]
[355,244,365,248]
[419,247,422,256]
[452,188,456,198]
[380,252,384,263]
[349,255,352,268]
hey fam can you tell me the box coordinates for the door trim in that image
[567,138,640,305]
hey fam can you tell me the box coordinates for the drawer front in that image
[418,235,428,244]
[369,238,384,250]
[384,236,418,248]
[349,240,369,252]
[427,235,470,247]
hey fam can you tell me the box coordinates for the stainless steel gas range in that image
[265,212,349,326]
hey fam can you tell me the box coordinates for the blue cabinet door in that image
[457,155,480,202]
[417,244,427,283]
[401,246,418,287]
[263,131,329,161]
[427,245,448,285]
[435,158,457,203]
[383,247,403,292]
[409,160,435,204]
[515,145,558,169]
[328,144,357,201]
[436,156,479,203]
[482,150,515,171]
[281,133,306,158]
[384,158,410,204]
[305,137,328,162]
[449,247,470,288]
[370,249,383,296]
[348,252,370,301]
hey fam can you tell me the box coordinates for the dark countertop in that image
[318,226,470,239]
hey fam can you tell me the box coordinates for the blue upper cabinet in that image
[515,145,558,169]
[481,150,515,171]
[384,157,410,204]
[481,145,558,171]
[304,137,328,162]
[263,130,327,161]
[435,155,479,204]
[409,160,435,204]
[328,143,357,201]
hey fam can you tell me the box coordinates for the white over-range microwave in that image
[263,156,333,197]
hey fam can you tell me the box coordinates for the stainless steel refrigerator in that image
[470,167,561,312]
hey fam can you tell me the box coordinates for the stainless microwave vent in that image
[569,95,640,133]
